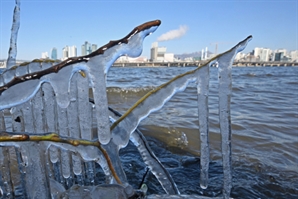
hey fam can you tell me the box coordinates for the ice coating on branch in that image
[6,0,20,69]
[0,11,251,197]
[88,24,159,144]
[0,20,161,197]
[0,20,161,145]
[111,74,198,148]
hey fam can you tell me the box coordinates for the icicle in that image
[131,130,180,194]
[0,147,13,198]
[216,36,252,199]
[6,0,20,69]
[72,153,82,176]
[197,63,210,189]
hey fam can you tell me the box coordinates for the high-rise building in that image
[254,47,271,62]
[68,46,77,58]
[201,49,204,60]
[51,48,57,60]
[260,48,270,62]
[253,47,262,60]
[62,46,69,61]
[62,45,77,60]
[92,44,98,52]
[273,52,283,61]
[150,42,158,61]
[205,47,208,60]
[81,41,92,56]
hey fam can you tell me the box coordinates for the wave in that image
[107,86,155,98]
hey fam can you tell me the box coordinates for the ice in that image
[197,63,210,189]
[146,195,223,199]
[110,36,252,198]
[61,149,71,179]
[2,69,15,84]
[20,143,50,198]
[56,184,129,199]
[111,74,198,148]
[49,145,59,163]
[130,130,180,194]
[28,61,42,73]
[0,79,42,110]
[15,65,28,77]
[216,35,252,199]
[72,153,82,175]
[0,6,252,198]
[87,23,160,145]
[6,0,20,69]
[109,107,179,194]
[0,75,4,87]
[87,57,111,145]
[102,141,129,185]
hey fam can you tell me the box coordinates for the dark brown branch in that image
[0,20,161,95]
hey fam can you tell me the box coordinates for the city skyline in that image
[0,0,297,60]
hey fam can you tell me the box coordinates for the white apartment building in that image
[254,47,271,62]
[62,45,77,60]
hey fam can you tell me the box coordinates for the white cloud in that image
[157,25,188,42]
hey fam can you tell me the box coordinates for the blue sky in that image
[0,0,297,60]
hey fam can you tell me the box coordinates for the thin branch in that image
[0,132,122,184]
[0,20,161,95]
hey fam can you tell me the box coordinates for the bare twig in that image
[0,132,122,184]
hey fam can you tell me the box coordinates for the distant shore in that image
[1,59,298,70]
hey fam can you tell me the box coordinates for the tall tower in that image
[68,46,77,58]
[51,48,57,60]
[92,44,98,52]
[81,44,86,56]
[201,49,204,60]
[81,41,92,55]
[62,46,69,61]
[150,42,158,62]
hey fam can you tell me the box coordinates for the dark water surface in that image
[106,66,298,198]
[0,66,297,198]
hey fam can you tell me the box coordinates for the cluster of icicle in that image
[0,1,252,198]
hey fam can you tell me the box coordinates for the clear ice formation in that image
[0,20,161,198]
[6,0,21,69]
[0,7,252,197]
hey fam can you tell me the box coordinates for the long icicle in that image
[197,63,210,189]
[217,36,252,199]
[7,0,20,69]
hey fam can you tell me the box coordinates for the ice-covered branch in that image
[6,0,21,69]
[0,131,122,184]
